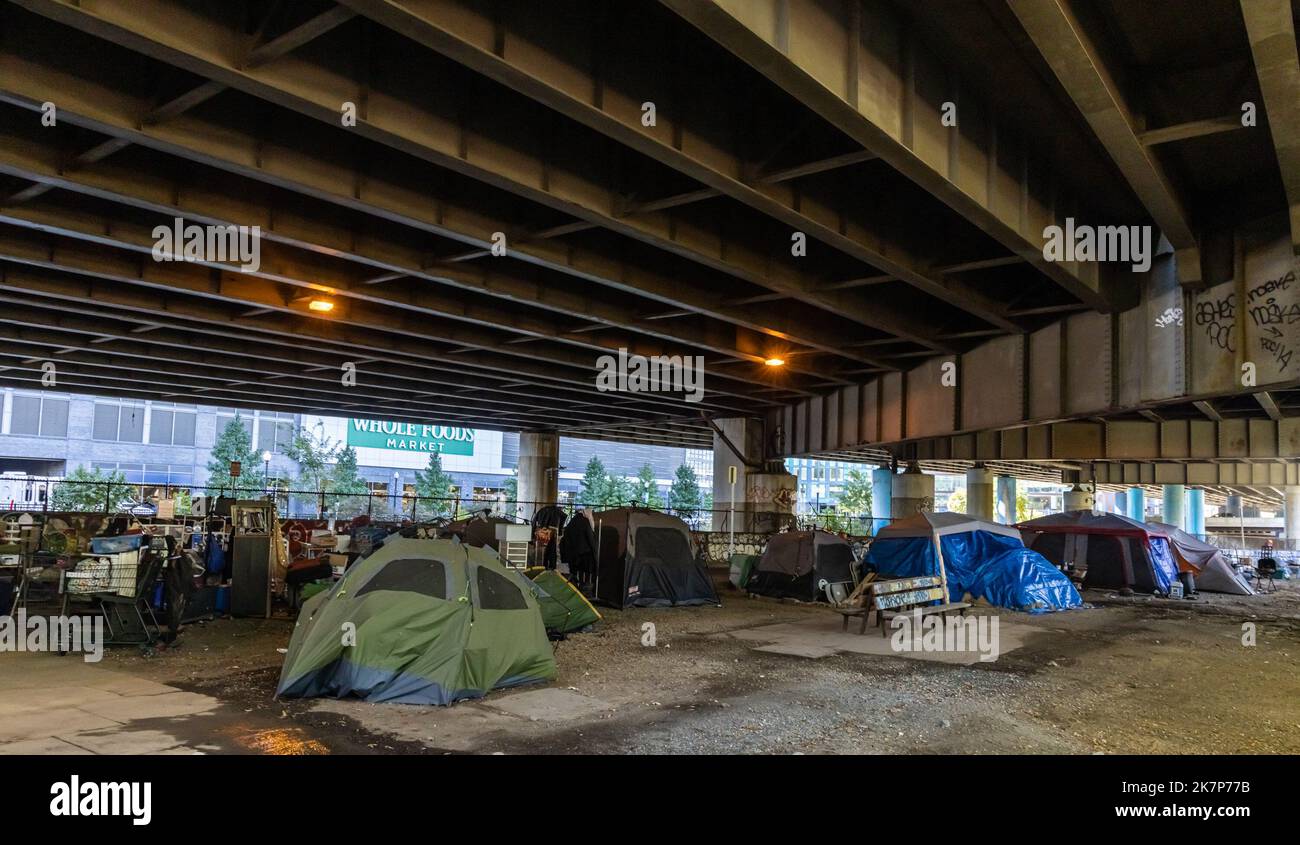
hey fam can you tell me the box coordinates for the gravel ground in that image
[94,575,1300,754]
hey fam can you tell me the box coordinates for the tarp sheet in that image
[1147,537,1179,594]
[865,529,1082,613]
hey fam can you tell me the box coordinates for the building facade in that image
[0,388,711,513]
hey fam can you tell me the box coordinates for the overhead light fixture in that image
[763,357,785,367]
[308,298,335,312]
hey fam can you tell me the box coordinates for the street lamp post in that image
[261,450,272,501]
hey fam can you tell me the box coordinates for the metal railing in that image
[0,475,827,535]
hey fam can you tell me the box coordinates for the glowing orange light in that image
[763,357,786,367]
[308,299,335,312]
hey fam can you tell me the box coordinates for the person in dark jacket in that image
[560,508,598,588]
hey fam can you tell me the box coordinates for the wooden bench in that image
[836,575,969,635]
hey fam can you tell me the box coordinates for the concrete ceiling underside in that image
[0,0,1294,459]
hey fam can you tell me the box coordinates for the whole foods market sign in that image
[348,419,475,456]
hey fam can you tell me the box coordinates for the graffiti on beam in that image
[1195,292,1235,353]
[1248,270,1299,373]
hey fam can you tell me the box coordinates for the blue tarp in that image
[1148,537,1178,594]
[865,529,1083,613]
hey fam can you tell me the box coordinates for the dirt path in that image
[90,581,1300,754]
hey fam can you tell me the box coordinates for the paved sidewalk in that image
[0,653,219,755]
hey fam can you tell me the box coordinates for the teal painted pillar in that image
[1186,488,1205,536]
[1162,484,1186,530]
[995,476,1017,524]
[1126,487,1144,522]
[870,468,893,533]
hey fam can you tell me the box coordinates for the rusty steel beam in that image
[0,262,767,419]
[0,315,661,426]
[10,0,951,350]
[342,0,1021,332]
[0,42,900,371]
[662,0,1135,311]
[1240,0,1300,254]
[1008,0,1202,283]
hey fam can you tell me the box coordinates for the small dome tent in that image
[1149,522,1254,595]
[746,530,855,601]
[276,538,555,705]
[1018,511,1178,594]
[866,511,1082,612]
[591,507,719,608]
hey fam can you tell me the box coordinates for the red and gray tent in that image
[1018,511,1179,594]
[1150,522,1254,595]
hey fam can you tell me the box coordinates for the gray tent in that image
[1150,522,1254,595]
[592,508,720,608]
[746,530,855,601]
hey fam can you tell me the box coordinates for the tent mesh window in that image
[635,527,693,568]
[476,566,529,610]
[356,559,448,600]
[815,542,854,582]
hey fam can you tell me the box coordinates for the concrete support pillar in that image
[891,463,934,520]
[712,418,794,532]
[995,476,1017,524]
[1064,484,1095,512]
[516,432,559,521]
[1186,488,1205,536]
[1162,484,1186,530]
[713,418,762,517]
[1125,487,1145,522]
[965,466,994,521]
[1285,487,1300,541]
[870,467,893,532]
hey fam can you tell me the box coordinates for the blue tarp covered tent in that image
[864,512,1082,613]
[1019,511,1179,595]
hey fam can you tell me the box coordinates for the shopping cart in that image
[62,545,166,651]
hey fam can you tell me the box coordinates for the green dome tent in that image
[276,537,556,705]
[525,568,602,634]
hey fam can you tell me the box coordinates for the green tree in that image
[327,446,370,517]
[51,466,133,512]
[946,490,966,513]
[413,450,456,516]
[205,415,264,497]
[286,420,340,502]
[839,468,874,518]
[503,474,517,515]
[578,456,611,507]
[607,474,634,508]
[631,463,664,508]
[668,463,704,514]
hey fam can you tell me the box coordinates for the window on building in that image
[92,401,145,442]
[9,394,69,438]
[256,411,295,454]
[148,403,197,446]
